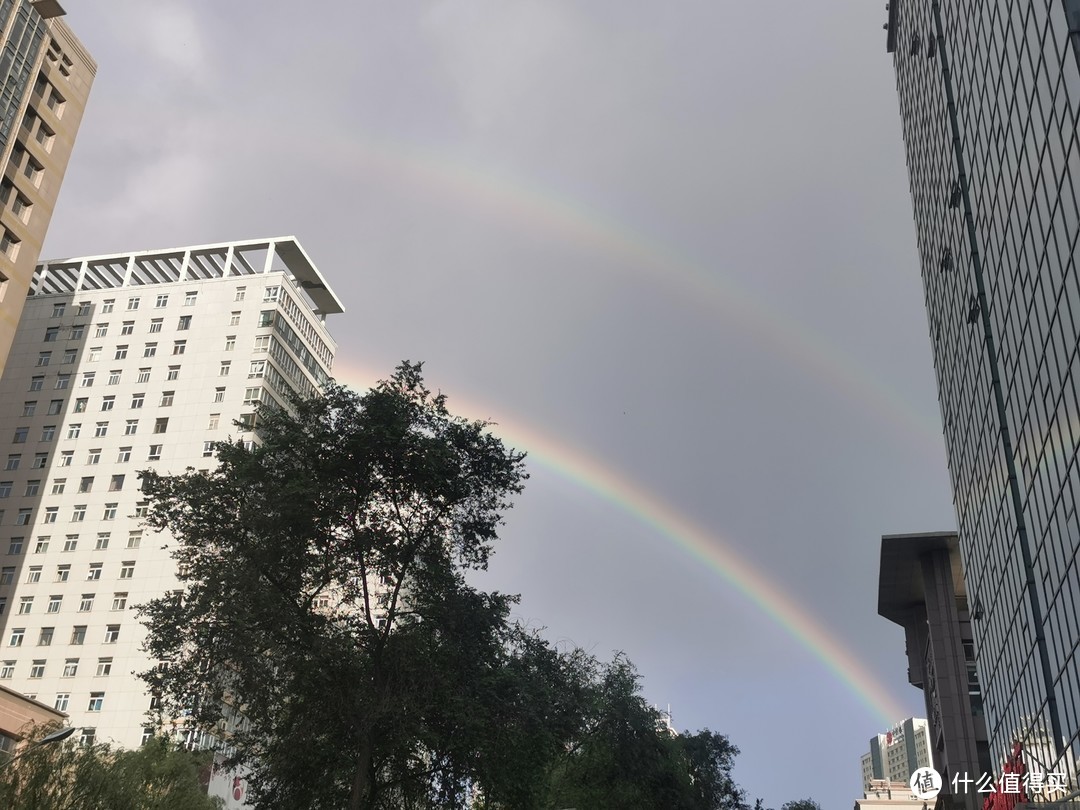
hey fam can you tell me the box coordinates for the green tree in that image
[545,656,748,810]
[0,730,221,809]
[138,363,554,809]
[780,801,823,810]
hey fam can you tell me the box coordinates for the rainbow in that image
[335,361,911,727]
[297,129,945,458]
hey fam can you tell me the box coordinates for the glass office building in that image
[884,0,1080,784]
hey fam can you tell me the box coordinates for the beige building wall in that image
[0,680,64,755]
[0,4,95,376]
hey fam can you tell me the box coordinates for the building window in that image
[229,311,240,326]
[54,693,69,711]
[63,658,78,676]
[32,452,47,469]
[101,396,115,411]
[29,376,43,392]
[34,537,48,553]
[258,311,273,327]
[96,658,111,677]
[56,565,69,581]
[4,455,18,471]
[253,335,270,352]
[124,420,138,435]
[172,340,186,355]
[87,563,101,581]
[101,300,114,314]
[102,503,117,521]
[214,387,225,403]
[94,323,108,337]
[6,540,20,555]
[26,566,40,583]
[43,507,57,523]
[37,351,51,366]
[160,391,174,407]
[127,297,140,311]
[79,594,93,612]
[113,345,128,360]
[63,536,77,552]
[79,729,96,747]
[148,319,162,333]
[59,451,72,467]
[81,372,94,388]
[248,361,266,379]
[104,625,119,643]
[147,445,161,461]
[88,347,101,362]
[66,424,80,439]
[155,294,168,308]
[94,422,108,438]
[177,315,191,330]
[134,502,148,519]
[8,629,23,646]
[107,371,120,385]
[29,660,44,678]
[219,362,230,377]
[143,343,156,358]
[207,414,220,430]
[95,533,109,550]
[70,627,84,645]
[63,348,77,364]
[44,327,59,342]
[235,286,246,301]
[263,285,281,302]
[48,399,63,415]
[38,421,54,440]
[130,393,144,409]
[12,428,27,443]
[109,475,124,492]
[86,449,100,465]
[74,398,87,413]
[18,597,32,614]
[119,562,134,579]
[46,596,60,613]
[0,482,9,498]
[70,325,85,340]
[38,627,52,645]
[71,505,86,522]
[184,291,197,306]
[137,368,151,384]
[0,661,12,679]
[0,567,12,584]
[55,374,70,390]
[224,335,236,351]
[117,447,131,463]
[112,593,127,610]
[126,532,141,549]
[15,508,30,525]
[22,401,36,417]
[24,480,39,497]
[154,418,168,434]
[52,303,65,318]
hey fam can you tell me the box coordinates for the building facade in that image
[0,237,342,752]
[883,0,1080,786]
[860,717,934,790]
[0,1,94,373]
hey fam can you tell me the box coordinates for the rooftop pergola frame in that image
[30,237,344,318]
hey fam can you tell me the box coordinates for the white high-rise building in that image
[0,237,342,750]
[860,718,933,791]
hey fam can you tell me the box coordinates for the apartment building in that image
[0,237,342,749]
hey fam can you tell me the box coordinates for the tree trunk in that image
[348,733,374,810]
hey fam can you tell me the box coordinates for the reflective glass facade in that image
[886,0,1080,781]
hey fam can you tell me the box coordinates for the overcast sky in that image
[47,3,958,806]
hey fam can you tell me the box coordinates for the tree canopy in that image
[0,730,221,810]
[137,362,756,809]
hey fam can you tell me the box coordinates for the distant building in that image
[854,779,925,810]
[877,532,991,810]
[0,1,95,373]
[860,718,933,789]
